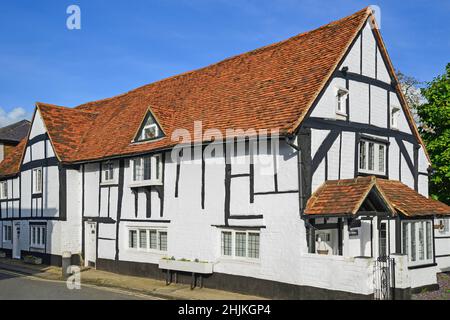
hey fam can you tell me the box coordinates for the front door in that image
[12,223,21,259]
[85,222,97,268]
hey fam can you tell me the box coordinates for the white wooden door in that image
[85,222,97,267]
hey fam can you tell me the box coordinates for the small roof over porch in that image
[305,176,450,218]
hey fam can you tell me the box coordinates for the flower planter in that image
[23,255,42,265]
[0,251,6,258]
[317,249,329,255]
[159,259,213,274]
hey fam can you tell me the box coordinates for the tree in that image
[396,70,423,124]
[417,63,450,204]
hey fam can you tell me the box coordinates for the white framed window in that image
[30,225,46,249]
[336,87,349,116]
[0,181,8,200]
[32,168,43,194]
[141,123,159,141]
[131,154,162,184]
[402,221,433,266]
[390,106,401,129]
[2,225,12,242]
[102,161,115,183]
[220,230,260,260]
[359,139,387,175]
[135,113,162,142]
[128,227,167,252]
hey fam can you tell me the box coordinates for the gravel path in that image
[412,273,450,300]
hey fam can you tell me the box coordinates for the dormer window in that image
[336,87,349,116]
[134,111,164,143]
[391,106,400,129]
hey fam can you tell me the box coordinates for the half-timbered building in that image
[1,7,449,299]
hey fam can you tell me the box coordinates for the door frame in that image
[84,221,97,268]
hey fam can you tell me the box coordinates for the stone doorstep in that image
[0,258,264,300]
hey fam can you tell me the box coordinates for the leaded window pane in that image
[221,232,232,256]
[235,232,247,257]
[426,221,433,260]
[139,230,147,249]
[149,230,157,249]
[143,157,152,180]
[159,231,167,251]
[359,141,366,170]
[411,223,416,262]
[402,223,409,256]
[248,233,260,259]
[129,230,137,248]
[378,145,385,173]
[368,142,374,171]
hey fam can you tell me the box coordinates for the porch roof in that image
[305,176,450,217]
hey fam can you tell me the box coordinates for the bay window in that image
[402,221,433,266]
[220,230,260,260]
[131,154,162,185]
[359,139,387,176]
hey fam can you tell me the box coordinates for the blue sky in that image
[0,0,448,125]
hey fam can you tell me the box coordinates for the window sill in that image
[218,257,260,265]
[408,262,436,270]
[357,170,387,178]
[29,246,45,251]
[100,181,118,186]
[126,249,167,255]
[129,181,163,188]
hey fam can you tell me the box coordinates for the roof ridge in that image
[37,102,99,116]
[75,7,371,110]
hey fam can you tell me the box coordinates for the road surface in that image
[0,268,160,300]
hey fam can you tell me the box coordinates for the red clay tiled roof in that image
[37,7,371,163]
[305,176,382,215]
[37,103,98,161]
[305,176,450,217]
[0,138,27,178]
[377,179,450,217]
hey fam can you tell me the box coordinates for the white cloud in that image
[0,107,30,127]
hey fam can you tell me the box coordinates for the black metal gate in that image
[373,256,395,300]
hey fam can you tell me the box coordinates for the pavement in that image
[0,257,265,300]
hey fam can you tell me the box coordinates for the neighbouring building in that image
[1,7,449,299]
